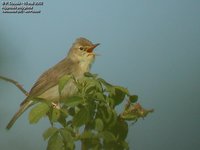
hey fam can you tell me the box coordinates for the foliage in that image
[28,72,153,150]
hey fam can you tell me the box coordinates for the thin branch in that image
[0,75,29,96]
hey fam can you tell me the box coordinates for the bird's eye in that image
[79,46,84,51]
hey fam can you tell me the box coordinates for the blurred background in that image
[0,0,200,149]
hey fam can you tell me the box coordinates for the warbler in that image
[6,37,100,129]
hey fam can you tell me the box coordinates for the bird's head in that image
[68,37,100,64]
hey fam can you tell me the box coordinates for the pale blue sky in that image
[0,0,200,149]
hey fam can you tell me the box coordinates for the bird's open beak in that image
[87,43,100,53]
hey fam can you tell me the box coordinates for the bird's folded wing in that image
[20,58,76,105]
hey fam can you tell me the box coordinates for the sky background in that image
[0,0,200,150]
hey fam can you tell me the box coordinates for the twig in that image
[0,75,29,96]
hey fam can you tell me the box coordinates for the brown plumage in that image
[6,37,100,129]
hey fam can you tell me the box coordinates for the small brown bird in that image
[6,37,100,129]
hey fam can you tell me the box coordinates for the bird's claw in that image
[52,102,61,109]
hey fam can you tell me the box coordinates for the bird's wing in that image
[20,58,76,105]
[30,58,76,96]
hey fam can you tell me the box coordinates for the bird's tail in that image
[6,100,34,130]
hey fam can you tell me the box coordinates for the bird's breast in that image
[77,60,92,75]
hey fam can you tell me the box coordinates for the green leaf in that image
[60,107,68,117]
[129,95,138,103]
[29,103,49,124]
[86,80,103,93]
[95,92,105,102]
[84,81,97,94]
[51,108,60,122]
[72,107,90,127]
[107,97,115,108]
[111,86,126,106]
[84,72,98,78]
[78,76,91,86]
[60,128,73,142]
[43,127,58,140]
[58,75,72,95]
[98,78,112,87]
[99,131,116,142]
[98,106,112,124]
[121,140,129,150]
[108,110,117,128]
[95,118,104,131]
[63,96,83,107]
[114,86,129,95]
[84,72,94,77]
[115,119,128,140]
[47,132,64,150]
[59,128,74,149]
[80,131,95,139]
[55,107,68,126]
[68,107,75,116]
[95,81,103,92]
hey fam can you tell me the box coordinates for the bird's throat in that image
[78,59,93,74]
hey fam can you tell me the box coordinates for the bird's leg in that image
[52,102,61,109]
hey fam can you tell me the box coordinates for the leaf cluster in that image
[28,72,153,150]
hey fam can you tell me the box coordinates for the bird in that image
[6,37,100,129]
